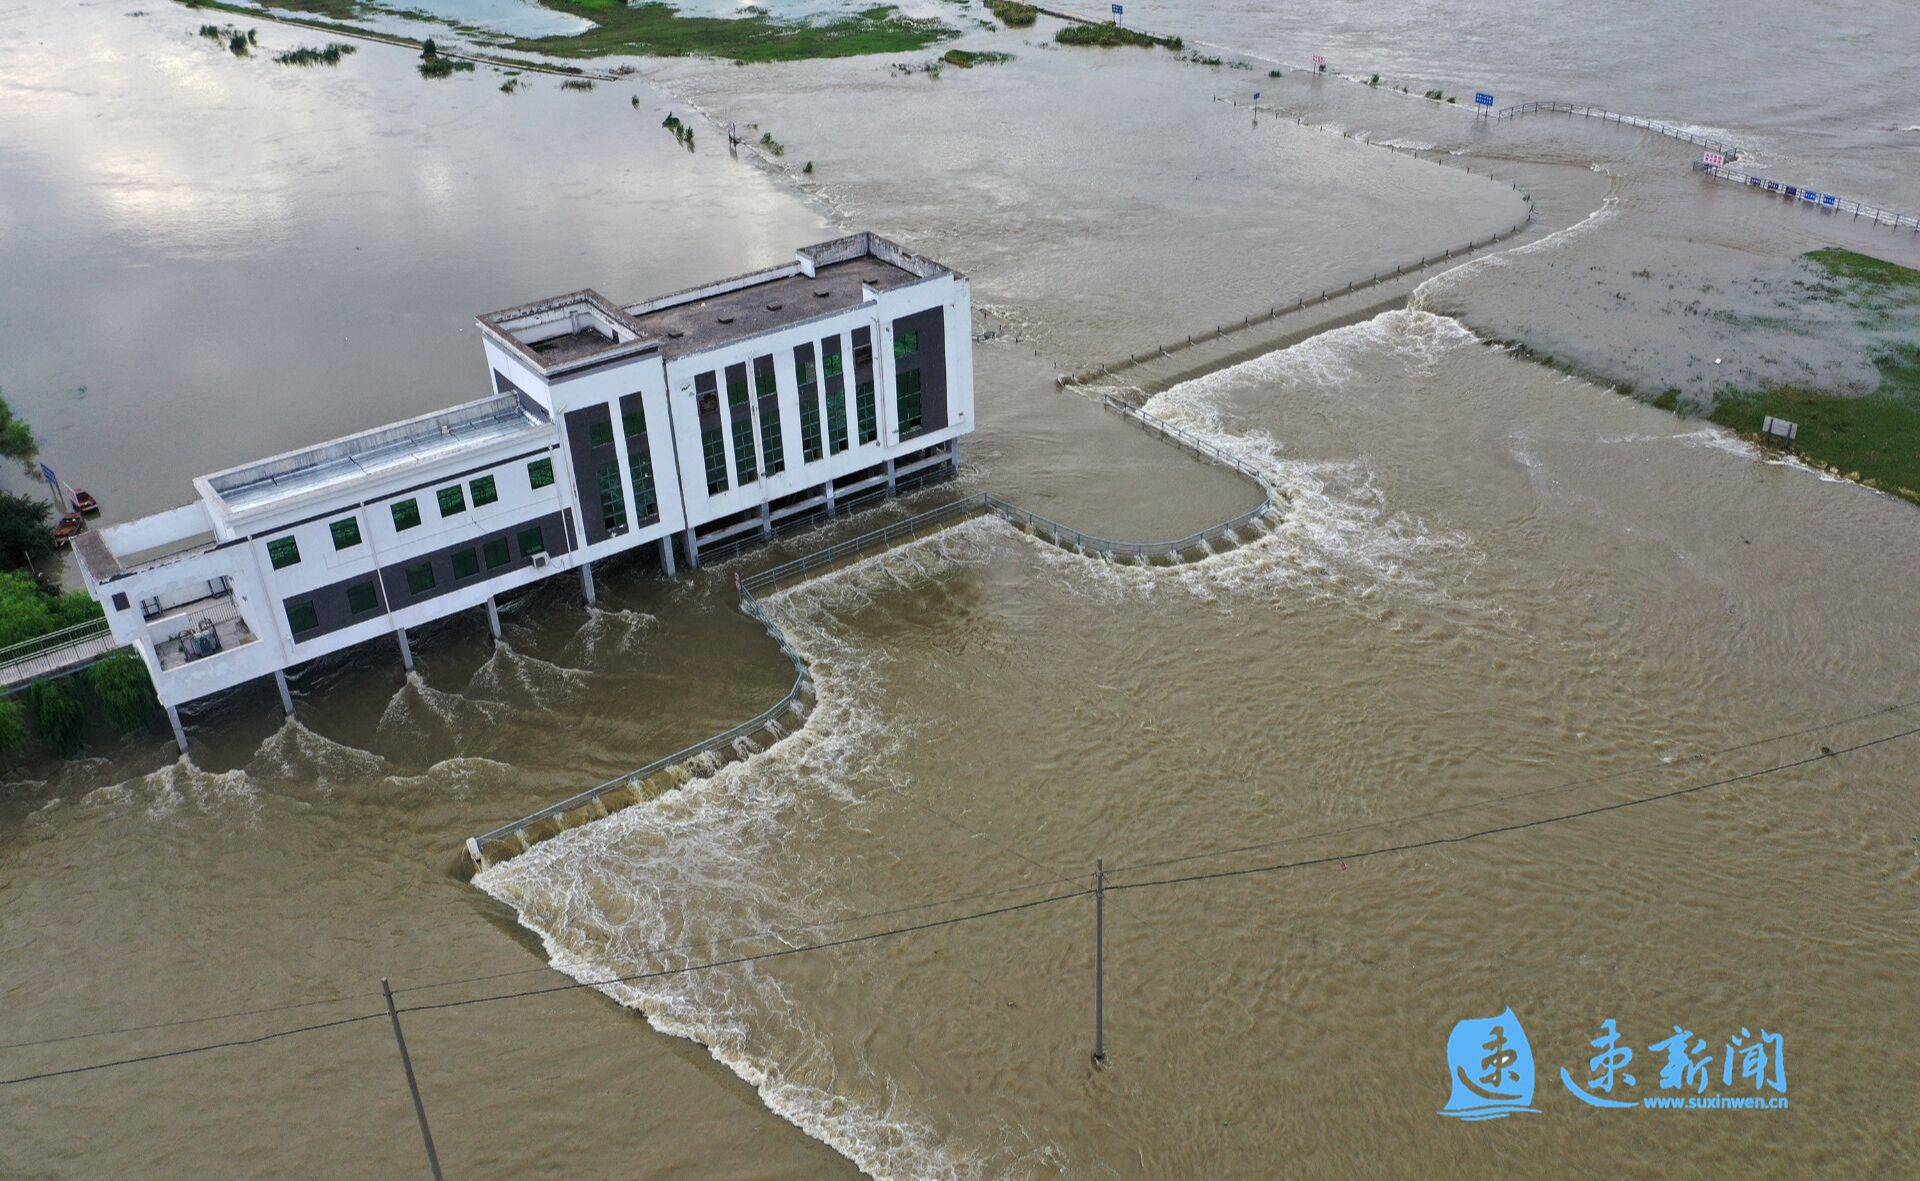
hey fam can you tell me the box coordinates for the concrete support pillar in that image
[485,595,501,640]
[166,705,188,755]
[759,501,772,540]
[659,535,677,577]
[824,479,838,517]
[396,627,414,672]
[885,458,897,495]
[580,559,596,607]
[949,437,961,474]
[683,526,700,570]
[272,669,294,717]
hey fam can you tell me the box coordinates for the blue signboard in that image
[1822,194,1838,206]
[1112,3,1123,12]
[1474,92,1494,107]
[38,463,57,486]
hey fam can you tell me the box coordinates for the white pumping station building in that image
[72,233,973,750]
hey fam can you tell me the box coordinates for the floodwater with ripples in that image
[3,2,1916,1177]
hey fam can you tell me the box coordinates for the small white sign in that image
[1762,415,1800,441]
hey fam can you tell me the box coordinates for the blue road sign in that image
[1112,3,1123,13]
[38,463,57,485]
[1474,92,1494,107]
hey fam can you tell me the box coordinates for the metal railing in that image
[1495,100,1738,156]
[466,397,1281,868]
[1693,162,1920,231]
[0,618,123,693]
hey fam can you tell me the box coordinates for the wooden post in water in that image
[1093,859,1107,1067]
[382,979,445,1181]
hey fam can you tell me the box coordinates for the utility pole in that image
[1093,859,1107,1067]
[382,978,445,1181]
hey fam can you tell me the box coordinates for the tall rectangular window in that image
[827,387,849,453]
[391,498,422,531]
[267,536,301,570]
[702,427,728,495]
[483,538,511,570]
[893,330,919,358]
[799,393,823,462]
[451,548,480,581]
[731,415,757,485]
[437,485,466,517]
[597,461,628,532]
[285,600,319,636]
[623,402,646,437]
[346,581,380,617]
[856,381,878,445]
[897,369,923,434]
[632,453,659,519]
[469,475,498,507]
[517,526,546,557]
[823,349,844,378]
[528,457,555,489]
[405,562,436,596]
[758,400,785,476]
[753,355,777,398]
[330,518,362,551]
[793,344,816,387]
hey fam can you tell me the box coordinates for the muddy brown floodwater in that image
[3,2,1917,1178]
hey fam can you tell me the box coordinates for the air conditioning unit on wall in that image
[531,553,550,569]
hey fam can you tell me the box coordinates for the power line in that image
[0,888,1088,1088]
[1107,724,1919,894]
[1106,695,1920,878]
[6,718,1913,1090]
[0,988,385,1053]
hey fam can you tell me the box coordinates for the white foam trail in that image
[475,534,1009,1178]
[559,606,659,665]
[250,718,386,792]
[80,757,260,824]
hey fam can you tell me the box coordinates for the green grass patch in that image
[942,48,1010,67]
[504,1,955,63]
[986,2,1037,28]
[1055,21,1177,49]
[274,42,356,65]
[1699,250,1920,503]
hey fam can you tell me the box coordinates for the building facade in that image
[74,233,972,748]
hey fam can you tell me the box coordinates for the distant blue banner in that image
[1112,3,1123,12]
[38,463,57,485]
[1475,92,1494,106]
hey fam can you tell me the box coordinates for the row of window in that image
[284,527,549,638]
[265,458,556,573]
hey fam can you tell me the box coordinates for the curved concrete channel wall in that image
[463,394,1280,870]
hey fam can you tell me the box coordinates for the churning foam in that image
[475,520,1019,1180]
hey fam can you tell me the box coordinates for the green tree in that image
[0,490,56,573]
[0,699,25,759]
[0,570,59,647]
[85,652,156,735]
[0,388,37,474]
[25,677,87,755]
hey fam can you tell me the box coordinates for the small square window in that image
[451,549,480,581]
[329,517,362,550]
[528,457,555,489]
[267,536,301,570]
[391,498,422,531]
[406,562,436,596]
[436,486,466,517]
[483,537,511,569]
[285,600,319,636]
[346,581,380,616]
[469,475,498,507]
[589,421,616,448]
[624,404,647,437]
[517,527,547,558]
[893,330,919,358]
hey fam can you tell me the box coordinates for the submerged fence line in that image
[1692,161,1920,231]
[1495,100,1737,155]
[466,397,1280,869]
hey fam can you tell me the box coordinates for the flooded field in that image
[3,1,1916,1178]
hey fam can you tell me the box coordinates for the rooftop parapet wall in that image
[476,289,657,379]
[622,261,803,317]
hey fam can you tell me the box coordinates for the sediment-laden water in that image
[3,2,1917,1178]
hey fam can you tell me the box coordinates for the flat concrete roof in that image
[625,257,924,360]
